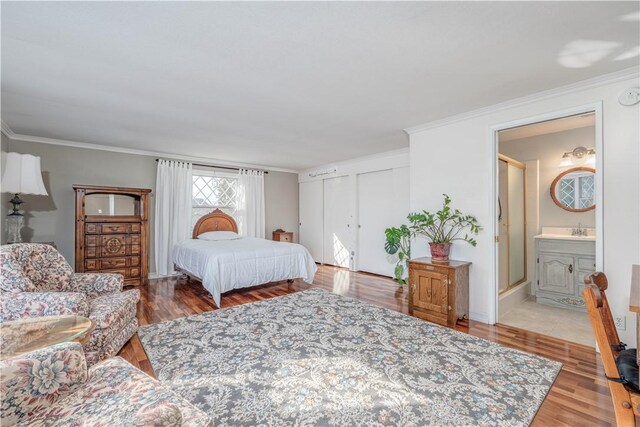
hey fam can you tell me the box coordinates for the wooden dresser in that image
[408,257,471,327]
[272,229,293,242]
[74,185,151,286]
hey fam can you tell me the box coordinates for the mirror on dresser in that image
[74,185,151,286]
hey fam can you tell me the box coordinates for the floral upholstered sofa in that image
[0,243,139,365]
[0,342,213,426]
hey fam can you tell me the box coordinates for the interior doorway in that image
[494,109,601,346]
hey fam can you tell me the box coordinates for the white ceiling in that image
[1,2,638,170]
[499,113,596,142]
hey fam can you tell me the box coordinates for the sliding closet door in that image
[357,168,408,276]
[323,176,352,268]
[299,180,323,262]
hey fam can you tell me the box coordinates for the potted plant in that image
[384,225,412,286]
[385,194,481,285]
[408,194,481,262]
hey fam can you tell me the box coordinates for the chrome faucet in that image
[571,223,588,236]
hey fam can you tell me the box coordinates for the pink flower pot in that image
[429,242,451,262]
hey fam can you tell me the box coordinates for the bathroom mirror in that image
[550,167,595,212]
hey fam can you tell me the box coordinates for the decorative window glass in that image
[192,172,237,226]
[559,178,575,208]
[555,170,595,210]
[578,175,595,208]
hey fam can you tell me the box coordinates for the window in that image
[192,171,237,226]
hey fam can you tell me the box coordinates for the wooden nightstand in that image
[272,229,293,242]
[408,257,471,327]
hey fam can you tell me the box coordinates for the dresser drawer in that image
[130,267,141,278]
[85,223,100,234]
[101,223,131,234]
[100,235,129,257]
[131,235,140,246]
[130,223,141,233]
[100,235,130,246]
[131,244,140,255]
[577,257,596,271]
[100,257,128,269]
[85,247,97,258]
[102,268,128,278]
[85,235,100,247]
[101,245,127,258]
[408,261,450,276]
[85,259,98,270]
[130,256,140,266]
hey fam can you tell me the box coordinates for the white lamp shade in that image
[1,153,48,195]
[558,156,573,168]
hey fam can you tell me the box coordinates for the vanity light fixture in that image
[558,146,595,168]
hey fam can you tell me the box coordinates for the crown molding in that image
[404,66,640,135]
[0,126,299,174]
[1,120,16,138]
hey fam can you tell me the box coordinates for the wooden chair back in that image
[583,272,637,426]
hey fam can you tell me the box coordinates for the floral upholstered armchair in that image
[0,342,213,426]
[0,243,140,365]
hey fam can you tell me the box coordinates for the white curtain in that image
[155,160,193,275]
[235,169,265,238]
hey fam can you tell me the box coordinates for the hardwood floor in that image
[118,265,615,426]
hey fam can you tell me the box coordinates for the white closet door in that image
[299,180,323,262]
[323,176,352,268]
[357,168,408,276]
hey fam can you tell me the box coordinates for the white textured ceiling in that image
[1,2,638,170]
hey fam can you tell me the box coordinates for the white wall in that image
[408,73,639,346]
[299,149,410,273]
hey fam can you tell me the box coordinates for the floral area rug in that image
[138,289,561,426]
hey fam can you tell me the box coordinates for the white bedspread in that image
[172,237,317,306]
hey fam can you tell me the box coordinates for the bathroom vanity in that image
[534,228,595,311]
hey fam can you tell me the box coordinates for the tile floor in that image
[499,298,594,346]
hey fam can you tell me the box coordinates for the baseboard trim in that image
[469,311,490,324]
[148,272,182,279]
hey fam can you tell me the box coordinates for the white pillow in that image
[198,231,242,241]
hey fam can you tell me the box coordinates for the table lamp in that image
[1,153,48,243]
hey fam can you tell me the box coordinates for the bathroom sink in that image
[533,234,596,241]
[534,227,596,241]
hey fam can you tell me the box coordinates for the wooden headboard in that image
[192,209,238,238]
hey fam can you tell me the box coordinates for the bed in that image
[172,209,317,306]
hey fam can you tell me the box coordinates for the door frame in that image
[488,102,603,324]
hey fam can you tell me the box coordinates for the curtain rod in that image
[155,159,268,174]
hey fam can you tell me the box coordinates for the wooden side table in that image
[273,229,294,242]
[408,257,471,327]
[0,315,94,359]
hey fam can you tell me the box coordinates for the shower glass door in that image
[499,155,526,293]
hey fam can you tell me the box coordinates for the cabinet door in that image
[413,269,449,314]
[575,256,596,298]
[539,254,574,295]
